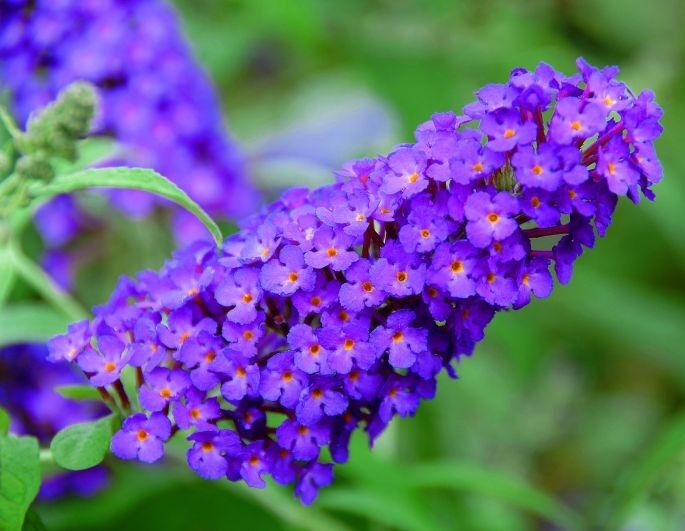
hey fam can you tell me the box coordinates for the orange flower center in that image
[472,161,484,173]
[104,362,117,373]
[392,331,404,343]
[190,408,202,420]
[530,196,541,208]
[420,229,431,238]
[309,344,321,356]
[179,332,190,344]
[187,287,199,297]
[327,247,338,257]
[242,292,253,303]
[282,370,293,382]
[236,367,247,377]
[487,213,499,224]
[361,281,374,293]
[312,388,324,399]
[159,387,173,399]
[288,272,299,282]
[531,164,544,176]
[205,351,217,363]
[343,338,355,351]
[408,172,419,183]
[202,442,214,452]
[487,272,497,283]
[570,120,582,131]
[310,296,322,307]
[243,330,254,341]
[136,429,149,442]
[503,128,516,139]
[396,271,408,283]
[450,260,463,273]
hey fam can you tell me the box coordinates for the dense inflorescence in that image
[0,344,108,500]
[49,59,663,504]
[0,0,256,246]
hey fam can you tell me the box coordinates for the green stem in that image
[0,106,21,140]
[39,448,54,465]
[8,239,89,321]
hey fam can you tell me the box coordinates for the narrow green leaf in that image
[317,487,441,531]
[598,409,685,530]
[50,415,115,471]
[8,243,88,322]
[30,167,223,246]
[0,407,9,436]
[53,385,102,403]
[406,462,584,531]
[0,435,41,531]
[0,247,15,307]
[0,303,69,348]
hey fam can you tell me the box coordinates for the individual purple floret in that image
[0,0,257,264]
[49,58,663,505]
[111,412,172,464]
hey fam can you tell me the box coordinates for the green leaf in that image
[29,167,223,247]
[597,409,685,530]
[0,247,15,307]
[0,407,9,436]
[406,462,584,531]
[53,385,102,403]
[0,435,41,531]
[317,487,441,531]
[8,243,88,322]
[50,415,116,471]
[0,303,69,348]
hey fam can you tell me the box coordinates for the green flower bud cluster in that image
[0,82,98,217]
[15,82,98,177]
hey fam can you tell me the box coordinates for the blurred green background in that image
[36,0,685,529]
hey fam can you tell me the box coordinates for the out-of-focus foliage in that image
[24,0,685,529]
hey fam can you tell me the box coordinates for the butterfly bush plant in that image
[40,59,664,506]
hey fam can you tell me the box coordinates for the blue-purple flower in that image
[49,58,663,505]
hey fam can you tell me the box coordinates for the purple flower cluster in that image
[0,344,108,500]
[0,0,257,248]
[49,59,663,504]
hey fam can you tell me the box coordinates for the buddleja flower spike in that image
[50,58,663,504]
